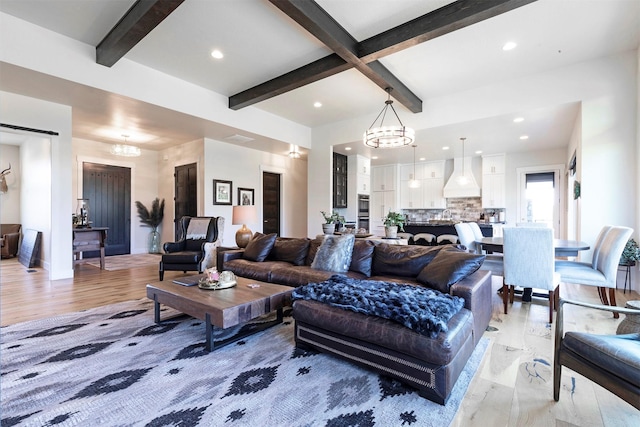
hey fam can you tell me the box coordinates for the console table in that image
[73,227,108,269]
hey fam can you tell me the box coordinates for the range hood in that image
[443,157,481,198]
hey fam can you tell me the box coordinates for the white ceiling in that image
[0,0,638,165]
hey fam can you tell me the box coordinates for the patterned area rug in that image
[1,299,489,426]
[85,253,161,271]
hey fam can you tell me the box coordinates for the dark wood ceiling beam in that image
[359,0,538,61]
[229,54,351,110]
[231,0,536,112]
[96,0,186,67]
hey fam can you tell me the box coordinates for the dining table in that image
[475,237,590,257]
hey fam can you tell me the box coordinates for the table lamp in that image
[232,205,258,248]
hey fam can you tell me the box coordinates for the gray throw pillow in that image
[416,249,485,293]
[311,234,355,273]
[243,232,277,262]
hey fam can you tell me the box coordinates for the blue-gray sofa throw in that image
[292,275,464,338]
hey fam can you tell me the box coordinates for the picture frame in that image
[238,187,254,206]
[573,180,581,200]
[213,179,232,205]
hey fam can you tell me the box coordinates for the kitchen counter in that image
[403,222,498,238]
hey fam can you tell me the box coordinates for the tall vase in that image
[148,229,160,254]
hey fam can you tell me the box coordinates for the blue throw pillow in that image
[311,234,355,273]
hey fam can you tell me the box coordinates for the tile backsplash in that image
[402,197,505,222]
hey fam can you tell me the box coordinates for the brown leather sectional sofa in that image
[219,235,493,404]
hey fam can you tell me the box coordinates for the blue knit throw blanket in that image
[292,275,464,337]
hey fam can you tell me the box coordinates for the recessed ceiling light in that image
[211,49,224,59]
[313,101,322,108]
[419,157,425,161]
[442,146,450,150]
[475,150,483,154]
[502,41,517,51]
[513,117,524,123]
[371,156,378,160]
[520,135,529,140]
[345,147,352,151]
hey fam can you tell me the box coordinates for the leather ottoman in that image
[293,298,475,405]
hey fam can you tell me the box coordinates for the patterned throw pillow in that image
[311,234,355,273]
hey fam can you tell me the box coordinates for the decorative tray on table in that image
[197,270,237,290]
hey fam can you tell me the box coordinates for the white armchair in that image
[503,227,560,323]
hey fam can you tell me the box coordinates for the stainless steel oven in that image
[357,194,369,231]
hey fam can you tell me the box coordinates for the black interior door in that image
[82,162,131,256]
[262,172,280,236]
[174,163,197,239]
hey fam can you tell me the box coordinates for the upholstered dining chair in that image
[455,222,504,278]
[503,227,559,322]
[554,298,640,410]
[555,226,632,316]
[413,233,436,246]
[159,216,225,280]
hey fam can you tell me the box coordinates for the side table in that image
[618,261,636,294]
[616,300,640,334]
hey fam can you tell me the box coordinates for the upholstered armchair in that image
[159,216,224,280]
[554,298,640,410]
[1,224,21,258]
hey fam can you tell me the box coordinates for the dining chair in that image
[554,297,640,410]
[555,225,632,316]
[456,222,504,278]
[503,227,559,323]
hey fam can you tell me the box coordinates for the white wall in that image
[72,138,161,254]
[20,136,51,268]
[202,139,308,245]
[0,91,72,280]
[0,144,20,223]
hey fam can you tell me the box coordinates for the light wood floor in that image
[1,256,638,425]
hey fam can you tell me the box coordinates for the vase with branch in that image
[135,198,165,253]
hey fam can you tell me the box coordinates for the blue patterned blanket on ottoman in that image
[292,275,464,338]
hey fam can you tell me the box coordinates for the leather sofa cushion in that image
[563,332,640,388]
[269,238,310,266]
[161,251,202,264]
[224,259,291,283]
[306,236,324,266]
[270,266,366,287]
[244,232,277,262]
[293,299,473,365]
[417,249,485,293]
[372,244,445,278]
[350,239,376,277]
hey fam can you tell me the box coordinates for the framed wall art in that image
[213,179,232,205]
[238,188,254,206]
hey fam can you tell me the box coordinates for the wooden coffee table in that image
[146,276,293,352]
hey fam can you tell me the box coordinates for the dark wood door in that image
[174,163,197,239]
[262,172,281,236]
[82,162,131,256]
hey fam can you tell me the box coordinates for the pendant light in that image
[111,134,141,157]
[408,144,420,188]
[456,137,469,186]
[363,87,415,149]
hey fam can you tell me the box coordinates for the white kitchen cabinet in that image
[371,190,396,231]
[423,176,446,208]
[357,156,371,176]
[372,165,396,191]
[482,154,505,175]
[482,154,506,208]
[399,163,424,181]
[423,160,444,179]
[399,181,423,208]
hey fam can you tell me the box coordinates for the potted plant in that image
[620,238,640,265]
[383,211,405,238]
[135,198,165,253]
[321,210,344,234]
